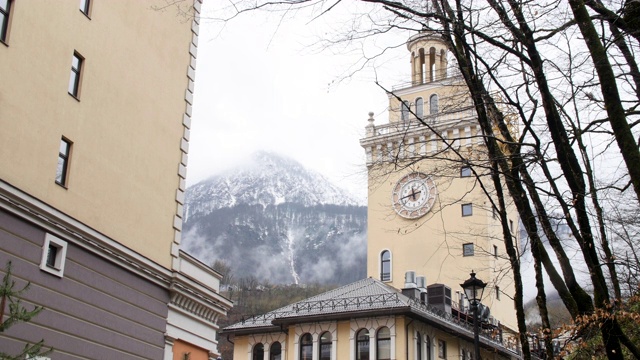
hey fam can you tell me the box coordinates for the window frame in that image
[429,94,439,115]
[415,97,424,120]
[438,340,446,359]
[79,0,91,17]
[270,341,282,360]
[252,343,264,360]
[494,245,498,258]
[56,138,72,187]
[460,166,472,177]
[463,243,474,257]
[300,333,313,360]
[318,332,331,360]
[376,327,391,360]
[40,233,68,277]
[68,52,84,99]
[401,100,410,122]
[496,286,501,300]
[0,0,11,44]
[461,203,473,217]
[356,329,370,360]
[380,250,391,282]
[416,331,422,360]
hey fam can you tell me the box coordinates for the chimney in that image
[416,276,428,304]
[402,271,420,299]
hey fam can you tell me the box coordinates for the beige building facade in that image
[0,1,231,359]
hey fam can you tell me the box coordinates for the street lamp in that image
[461,271,487,360]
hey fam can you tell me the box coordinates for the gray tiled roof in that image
[224,277,410,331]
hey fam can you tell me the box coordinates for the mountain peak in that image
[185,151,363,220]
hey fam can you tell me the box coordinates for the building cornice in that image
[0,179,172,287]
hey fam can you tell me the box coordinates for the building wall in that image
[0,209,169,359]
[231,315,510,360]
[0,0,193,268]
[173,339,210,360]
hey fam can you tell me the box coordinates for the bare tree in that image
[211,0,640,358]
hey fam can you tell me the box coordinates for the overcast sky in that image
[186,2,411,200]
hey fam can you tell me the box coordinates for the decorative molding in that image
[0,179,172,287]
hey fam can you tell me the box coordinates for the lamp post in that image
[461,271,487,360]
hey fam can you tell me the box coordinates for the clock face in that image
[392,172,437,219]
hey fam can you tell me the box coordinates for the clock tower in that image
[360,31,520,333]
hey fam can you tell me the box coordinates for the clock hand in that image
[400,187,422,202]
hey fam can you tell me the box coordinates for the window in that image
[416,332,422,360]
[40,234,68,277]
[496,286,501,300]
[56,138,72,187]
[270,342,282,360]
[381,250,391,281]
[68,52,84,98]
[438,340,446,359]
[401,101,410,122]
[426,336,432,360]
[253,343,264,360]
[494,245,498,258]
[376,327,391,360]
[460,166,472,177]
[300,333,313,360]
[0,0,11,43]
[416,97,424,120]
[510,219,514,233]
[356,329,370,360]
[492,206,497,219]
[79,0,91,16]
[462,203,473,216]
[319,332,331,360]
[430,94,439,114]
[463,243,474,257]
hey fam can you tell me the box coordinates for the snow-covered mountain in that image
[182,151,367,285]
[184,151,364,221]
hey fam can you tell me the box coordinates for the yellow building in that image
[222,31,521,360]
[361,32,519,334]
[0,1,231,359]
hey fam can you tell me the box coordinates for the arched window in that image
[270,342,282,360]
[430,94,438,115]
[381,250,391,281]
[426,336,432,360]
[356,329,370,360]
[300,333,313,360]
[253,343,264,360]
[417,331,422,360]
[319,331,332,360]
[377,327,391,360]
[416,97,424,120]
[401,100,410,121]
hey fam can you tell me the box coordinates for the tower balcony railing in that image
[365,106,477,139]
[392,68,462,91]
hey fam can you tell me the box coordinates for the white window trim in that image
[40,233,68,277]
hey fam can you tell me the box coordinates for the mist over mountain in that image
[183,151,368,285]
